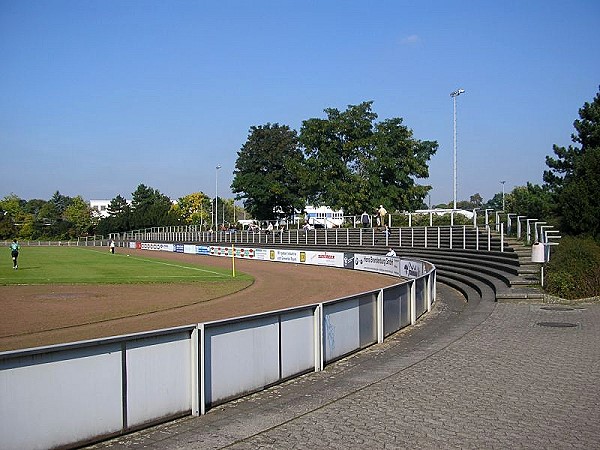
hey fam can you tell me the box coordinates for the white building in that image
[90,199,132,219]
[303,205,344,228]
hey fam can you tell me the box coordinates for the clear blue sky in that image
[1,0,599,207]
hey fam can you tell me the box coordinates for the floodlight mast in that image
[215,164,221,230]
[450,88,465,210]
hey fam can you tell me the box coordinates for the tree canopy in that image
[231,123,306,220]
[300,102,437,215]
[231,102,438,219]
[544,86,600,237]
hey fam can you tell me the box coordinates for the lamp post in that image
[500,180,506,211]
[450,88,465,210]
[215,164,221,230]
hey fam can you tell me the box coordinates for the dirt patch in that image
[0,249,399,351]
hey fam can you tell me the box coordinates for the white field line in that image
[123,255,228,277]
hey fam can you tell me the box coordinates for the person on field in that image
[109,239,115,254]
[10,239,20,269]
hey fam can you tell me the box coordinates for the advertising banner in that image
[400,259,424,278]
[141,242,173,252]
[303,250,344,268]
[174,244,184,253]
[343,253,355,269]
[196,245,211,256]
[183,245,197,254]
[233,247,256,259]
[353,253,400,277]
[269,249,301,263]
[210,246,231,257]
[253,248,269,261]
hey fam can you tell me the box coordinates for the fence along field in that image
[0,246,251,285]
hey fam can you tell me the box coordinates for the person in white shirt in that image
[386,248,396,257]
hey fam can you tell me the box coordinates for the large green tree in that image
[544,87,600,237]
[299,102,437,215]
[231,123,306,220]
[95,194,132,236]
[130,184,176,230]
[63,196,94,237]
[173,192,211,227]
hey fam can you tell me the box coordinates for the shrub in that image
[545,236,600,299]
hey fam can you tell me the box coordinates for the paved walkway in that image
[88,288,600,449]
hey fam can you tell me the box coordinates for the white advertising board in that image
[303,250,344,268]
[141,243,173,252]
[208,246,268,260]
[269,249,301,263]
[353,253,400,277]
[183,245,197,254]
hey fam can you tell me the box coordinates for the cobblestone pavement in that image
[88,289,600,449]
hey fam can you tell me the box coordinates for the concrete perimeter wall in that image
[0,243,435,450]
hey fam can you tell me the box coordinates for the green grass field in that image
[0,246,250,285]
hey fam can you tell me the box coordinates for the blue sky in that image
[1,0,599,207]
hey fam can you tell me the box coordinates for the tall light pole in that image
[450,88,465,210]
[500,180,506,211]
[215,164,221,230]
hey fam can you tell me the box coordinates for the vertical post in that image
[517,215,526,239]
[450,88,465,210]
[377,289,384,344]
[410,280,417,326]
[315,304,323,372]
[426,274,432,312]
[191,327,200,416]
[231,244,235,277]
[199,324,206,415]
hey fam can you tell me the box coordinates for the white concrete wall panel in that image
[204,316,280,405]
[280,309,316,378]
[323,298,360,362]
[358,294,377,348]
[0,344,123,450]
[126,332,192,427]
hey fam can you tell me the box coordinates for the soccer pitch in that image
[0,246,250,285]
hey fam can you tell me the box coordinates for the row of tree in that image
[0,185,245,240]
